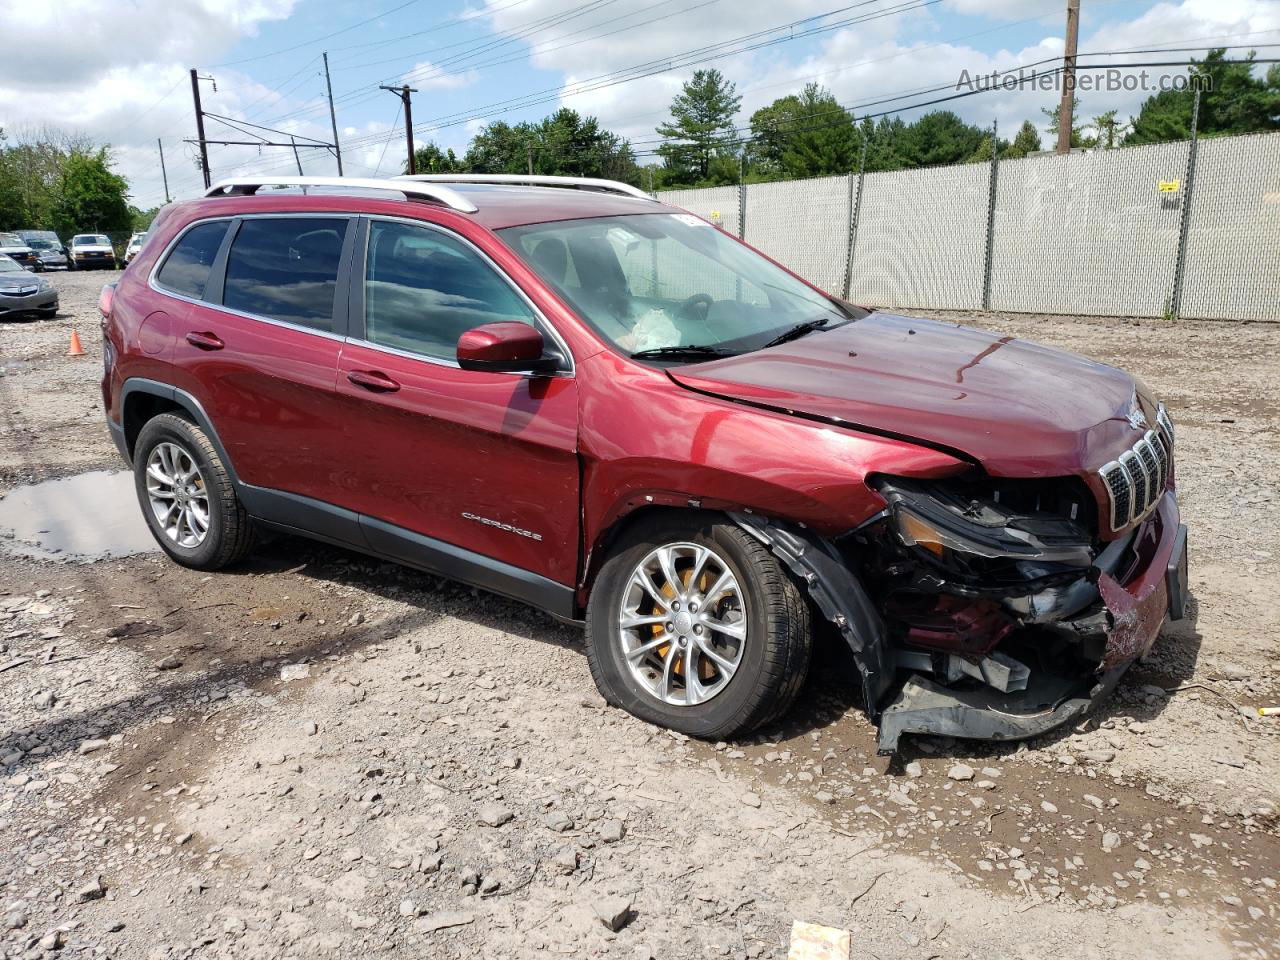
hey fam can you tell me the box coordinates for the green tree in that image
[1088,110,1127,149]
[965,133,1009,164]
[1125,49,1280,144]
[1042,101,1091,148]
[655,69,742,185]
[129,205,160,231]
[749,83,856,179]
[0,129,31,230]
[408,142,463,174]
[897,111,988,167]
[857,116,911,172]
[463,109,639,184]
[1003,120,1043,158]
[52,150,131,238]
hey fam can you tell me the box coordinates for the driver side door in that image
[331,216,580,591]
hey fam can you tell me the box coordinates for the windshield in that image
[0,234,23,246]
[27,239,53,250]
[499,213,853,359]
[0,256,21,272]
[74,235,110,245]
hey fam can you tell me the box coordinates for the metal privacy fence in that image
[658,130,1280,322]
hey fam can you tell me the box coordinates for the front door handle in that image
[347,369,401,393]
[185,331,224,351]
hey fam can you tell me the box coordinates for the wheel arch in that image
[578,502,728,611]
[119,379,241,485]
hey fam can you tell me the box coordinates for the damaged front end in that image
[863,470,1186,753]
[736,430,1188,755]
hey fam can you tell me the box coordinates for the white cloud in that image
[0,0,306,208]
[401,62,480,90]
[479,0,1279,159]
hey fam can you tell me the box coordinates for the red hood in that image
[668,313,1148,478]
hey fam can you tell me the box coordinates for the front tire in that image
[585,515,811,739]
[133,413,255,570]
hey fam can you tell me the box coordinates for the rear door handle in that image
[347,369,401,393]
[185,331,224,351]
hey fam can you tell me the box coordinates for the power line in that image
[159,32,1278,198]
[263,0,639,128]
[328,0,937,154]
[212,0,428,66]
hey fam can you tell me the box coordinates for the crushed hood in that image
[668,312,1145,477]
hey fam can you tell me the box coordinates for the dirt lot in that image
[1,271,1277,960]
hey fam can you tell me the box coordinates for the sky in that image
[1,0,1276,209]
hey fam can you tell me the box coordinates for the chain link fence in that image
[658,129,1280,322]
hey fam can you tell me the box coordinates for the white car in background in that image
[0,232,42,272]
[68,234,118,270]
[124,232,147,266]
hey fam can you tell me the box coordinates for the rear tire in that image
[133,413,255,570]
[585,514,811,739]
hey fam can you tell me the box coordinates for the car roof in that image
[188,178,676,231]
[446,184,670,229]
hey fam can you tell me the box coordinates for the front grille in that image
[1099,407,1174,530]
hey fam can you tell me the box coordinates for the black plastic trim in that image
[118,378,242,484]
[107,419,129,465]
[237,484,366,549]
[731,512,894,717]
[360,514,575,619]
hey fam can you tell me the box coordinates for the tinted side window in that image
[155,221,228,299]
[223,218,347,332]
[364,220,536,361]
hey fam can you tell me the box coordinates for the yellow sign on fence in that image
[1158,179,1180,193]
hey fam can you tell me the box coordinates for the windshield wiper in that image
[630,344,737,362]
[761,316,832,349]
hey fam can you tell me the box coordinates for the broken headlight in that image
[874,476,1096,571]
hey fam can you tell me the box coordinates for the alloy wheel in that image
[145,442,210,548]
[617,541,747,706]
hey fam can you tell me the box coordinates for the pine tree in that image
[655,69,742,185]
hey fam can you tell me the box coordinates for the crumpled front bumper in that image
[876,492,1186,753]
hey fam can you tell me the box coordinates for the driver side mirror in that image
[457,322,559,374]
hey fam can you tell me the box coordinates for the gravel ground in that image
[0,272,1276,960]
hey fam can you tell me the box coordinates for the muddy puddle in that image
[0,470,158,561]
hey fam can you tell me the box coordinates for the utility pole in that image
[323,52,344,175]
[190,68,213,188]
[157,138,171,203]
[526,144,534,175]
[380,84,418,175]
[1056,0,1080,155]
[290,136,304,175]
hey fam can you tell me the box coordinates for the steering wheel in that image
[676,293,715,322]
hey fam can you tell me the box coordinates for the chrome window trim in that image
[351,213,575,378]
[150,213,354,338]
[148,211,575,376]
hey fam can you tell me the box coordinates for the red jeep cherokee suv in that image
[101,174,1187,753]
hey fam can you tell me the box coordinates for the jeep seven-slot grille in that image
[1099,411,1174,531]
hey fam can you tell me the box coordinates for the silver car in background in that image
[0,254,58,319]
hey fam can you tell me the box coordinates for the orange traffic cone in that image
[67,330,85,357]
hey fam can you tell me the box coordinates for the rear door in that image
[332,216,579,586]
[167,214,357,505]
